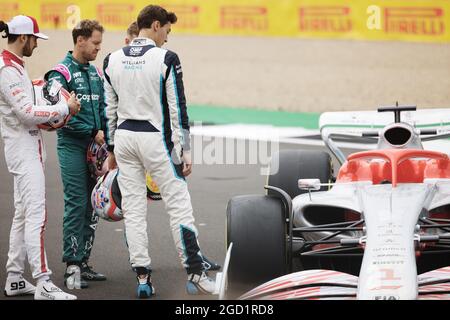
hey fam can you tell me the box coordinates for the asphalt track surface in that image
[0,131,354,300]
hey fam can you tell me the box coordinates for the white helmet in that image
[91,169,161,222]
[32,79,71,131]
[91,168,123,221]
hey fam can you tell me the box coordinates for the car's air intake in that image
[383,125,412,147]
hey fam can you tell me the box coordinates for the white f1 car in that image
[226,105,450,300]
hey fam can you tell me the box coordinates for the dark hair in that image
[72,19,104,44]
[127,21,139,37]
[137,5,177,30]
[0,21,19,43]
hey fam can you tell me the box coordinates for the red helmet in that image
[87,141,109,178]
[32,79,71,131]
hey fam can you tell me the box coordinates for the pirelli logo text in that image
[384,7,445,36]
[299,6,352,33]
[41,3,69,26]
[220,6,268,31]
[165,5,200,30]
[0,3,19,22]
[97,3,135,26]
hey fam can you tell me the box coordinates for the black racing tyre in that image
[267,149,333,199]
[226,195,286,294]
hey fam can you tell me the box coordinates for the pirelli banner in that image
[1,0,449,42]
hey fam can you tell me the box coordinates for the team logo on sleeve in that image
[53,64,72,82]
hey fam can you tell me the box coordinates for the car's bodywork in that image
[229,106,450,300]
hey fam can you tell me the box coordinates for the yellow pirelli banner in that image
[1,0,449,42]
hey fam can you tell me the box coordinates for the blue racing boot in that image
[135,267,155,299]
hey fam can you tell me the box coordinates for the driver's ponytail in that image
[0,21,9,38]
[0,21,19,43]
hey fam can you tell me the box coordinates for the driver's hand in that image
[67,92,81,115]
[182,150,192,177]
[108,152,117,170]
[94,130,105,145]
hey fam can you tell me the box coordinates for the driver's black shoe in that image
[202,256,221,271]
[81,262,107,281]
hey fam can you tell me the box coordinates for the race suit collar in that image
[67,51,90,71]
[1,49,25,67]
[130,37,156,47]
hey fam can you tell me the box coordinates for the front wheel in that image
[226,195,286,295]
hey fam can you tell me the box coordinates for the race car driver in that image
[0,15,80,300]
[119,21,222,273]
[44,19,107,289]
[104,5,216,298]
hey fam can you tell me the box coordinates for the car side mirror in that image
[298,179,321,191]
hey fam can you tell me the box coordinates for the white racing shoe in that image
[4,275,36,297]
[186,271,216,295]
[34,280,77,300]
[64,265,82,289]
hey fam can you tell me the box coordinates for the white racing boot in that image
[186,271,216,295]
[34,280,77,300]
[4,275,36,297]
[64,265,82,289]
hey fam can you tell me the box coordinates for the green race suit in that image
[45,51,106,264]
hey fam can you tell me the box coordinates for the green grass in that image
[188,104,320,129]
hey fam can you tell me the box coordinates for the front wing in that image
[240,267,450,300]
